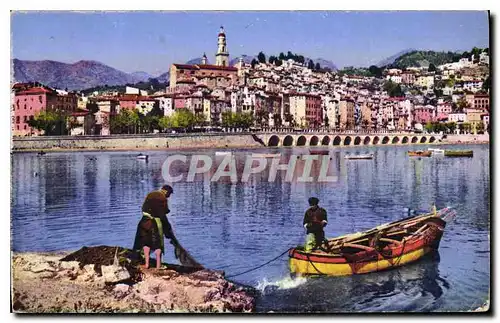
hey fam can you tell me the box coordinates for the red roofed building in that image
[12,86,78,136]
[169,27,239,91]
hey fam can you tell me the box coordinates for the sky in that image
[11,11,489,76]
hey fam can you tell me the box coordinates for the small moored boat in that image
[408,150,432,157]
[444,150,473,157]
[345,153,374,160]
[428,148,445,155]
[289,207,456,276]
[137,153,149,160]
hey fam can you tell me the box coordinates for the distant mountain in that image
[185,57,212,65]
[376,49,416,67]
[129,71,155,82]
[307,58,338,71]
[156,71,170,83]
[12,59,142,90]
[229,55,257,66]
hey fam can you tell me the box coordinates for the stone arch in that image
[402,136,409,144]
[310,136,319,146]
[372,136,380,145]
[344,136,352,146]
[321,136,330,146]
[382,136,390,144]
[297,136,307,146]
[363,136,371,145]
[333,136,342,146]
[429,136,436,143]
[268,135,280,147]
[420,136,427,143]
[392,136,400,144]
[411,136,418,143]
[283,135,294,147]
[354,136,361,145]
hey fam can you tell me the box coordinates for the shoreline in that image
[11,140,489,154]
[11,134,490,154]
[12,247,255,313]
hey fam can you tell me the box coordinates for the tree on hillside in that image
[251,58,258,69]
[297,55,305,64]
[268,55,277,65]
[286,51,293,60]
[482,75,491,93]
[428,63,437,72]
[315,62,321,71]
[368,65,383,78]
[257,52,266,64]
[307,60,315,70]
[275,59,283,67]
[279,52,285,60]
[384,80,404,97]
[456,97,470,111]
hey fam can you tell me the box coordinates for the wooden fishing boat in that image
[251,153,281,158]
[408,150,432,157]
[444,150,473,157]
[289,207,456,276]
[428,148,445,155]
[345,153,374,160]
[309,150,330,155]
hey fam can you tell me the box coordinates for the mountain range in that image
[13,50,427,91]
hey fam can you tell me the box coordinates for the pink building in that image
[12,86,77,136]
[436,102,453,121]
[305,94,323,128]
[118,95,140,111]
[413,105,436,124]
[174,96,187,110]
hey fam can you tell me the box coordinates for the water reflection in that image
[11,144,490,312]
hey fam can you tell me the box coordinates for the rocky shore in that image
[11,246,255,313]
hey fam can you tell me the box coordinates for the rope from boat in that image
[305,253,326,275]
[225,248,292,278]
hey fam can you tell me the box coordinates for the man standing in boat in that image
[133,185,175,269]
[303,197,328,252]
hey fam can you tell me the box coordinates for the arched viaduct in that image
[262,133,442,147]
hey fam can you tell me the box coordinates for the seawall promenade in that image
[11,133,489,152]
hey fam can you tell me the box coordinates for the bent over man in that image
[133,185,174,269]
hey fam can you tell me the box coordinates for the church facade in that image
[169,27,238,91]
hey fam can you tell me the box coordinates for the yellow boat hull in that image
[289,246,433,276]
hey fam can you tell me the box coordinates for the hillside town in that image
[11,27,490,137]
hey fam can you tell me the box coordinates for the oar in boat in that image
[325,211,442,249]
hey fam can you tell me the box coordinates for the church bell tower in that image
[215,26,229,67]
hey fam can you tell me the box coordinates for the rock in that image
[59,261,79,271]
[101,265,130,283]
[113,284,131,299]
[83,264,96,275]
[38,271,57,279]
[30,263,56,273]
[12,248,255,313]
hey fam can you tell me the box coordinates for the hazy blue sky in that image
[11,11,489,75]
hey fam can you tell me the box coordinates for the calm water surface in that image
[11,144,490,312]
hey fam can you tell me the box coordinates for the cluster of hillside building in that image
[11,27,490,136]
